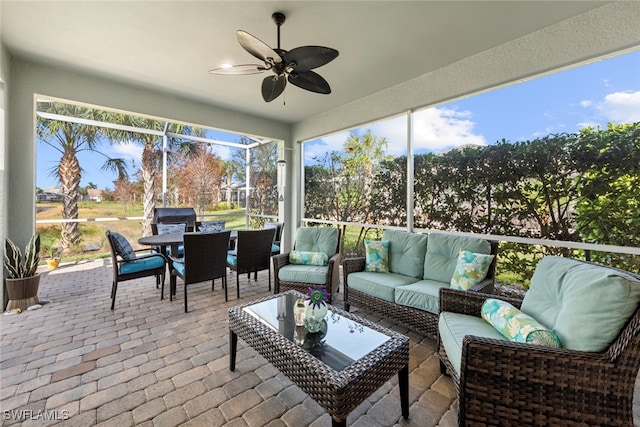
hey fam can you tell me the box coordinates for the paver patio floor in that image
[1,259,638,426]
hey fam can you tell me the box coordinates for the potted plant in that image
[42,237,62,269]
[4,235,41,311]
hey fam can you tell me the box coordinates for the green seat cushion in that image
[521,256,640,352]
[381,230,428,278]
[295,227,339,258]
[119,255,164,274]
[438,311,507,375]
[394,280,448,314]
[278,264,329,285]
[423,232,491,283]
[347,272,419,302]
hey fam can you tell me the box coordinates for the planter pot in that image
[5,274,41,311]
[47,259,60,269]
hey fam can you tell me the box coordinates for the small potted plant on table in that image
[4,235,41,312]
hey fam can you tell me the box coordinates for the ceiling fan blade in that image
[261,76,287,102]
[287,70,331,94]
[209,64,266,75]
[237,30,282,64]
[283,46,339,71]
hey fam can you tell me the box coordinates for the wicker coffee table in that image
[228,290,410,426]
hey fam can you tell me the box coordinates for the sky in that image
[304,49,640,162]
[36,50,640,190]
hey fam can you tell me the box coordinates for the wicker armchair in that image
[272,227,341,302]
[226,229,276,300]
[437,260,640,426]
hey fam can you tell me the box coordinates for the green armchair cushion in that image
[481,298,561,347]
[423,232,491,283]
[439,311,507,375]
[278,264,330,285]
[295,227,339,258]
[521,256,640,352]
[364,240,390,272]
[381,230,428,279]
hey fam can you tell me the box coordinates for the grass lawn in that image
[35,201,249,264]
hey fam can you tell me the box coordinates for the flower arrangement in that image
[305,285,328,309]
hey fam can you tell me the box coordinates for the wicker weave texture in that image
[228,291,409,422]
[437,263,640,427]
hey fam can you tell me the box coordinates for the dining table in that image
[138,230,239,257]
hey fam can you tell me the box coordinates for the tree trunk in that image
[141,141,156,237]
[59,151,81,249]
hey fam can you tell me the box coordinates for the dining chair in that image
[264,221,284,255]
[226,228,276,299]
[105,230,167,310]
[151,222,186,259]
[168,231,231,311]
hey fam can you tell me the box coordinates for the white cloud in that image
[112,143,143,162]
[412,107,486,152]
[580,100,592,108]
[304,107,486,162]
[598,91,640,122]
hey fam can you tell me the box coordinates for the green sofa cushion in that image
[438,311,507,375]
[521,256,640,352]
[423,232,491,283]
[278,264,329,285]
[347,272,419,302]
[382,230,428,279]
[394,280,448,314]
[295,227,339,258]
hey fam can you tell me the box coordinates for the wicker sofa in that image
[343,230,498,340]
[437,256,640,426]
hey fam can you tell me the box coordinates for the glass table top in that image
[243,293,390,371]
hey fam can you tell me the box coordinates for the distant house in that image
[221,182,249,207]
[87,188,103,202]
[36,187,63,202]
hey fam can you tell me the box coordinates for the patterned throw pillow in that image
[111,232,136,261]
[289,250,328,266]
[481,298,562,347]
[364,240,390,272]
[199,220,226,232]
[156,223,186,235]
[450,250,494,290]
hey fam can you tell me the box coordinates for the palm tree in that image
[105,116,203,236]
[37,102,128,249]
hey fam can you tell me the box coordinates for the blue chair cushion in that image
[111,232,136,261]
[271,244,280,253]
[172,260,185,277]
[119,255,165,274]
[227,253,237,267]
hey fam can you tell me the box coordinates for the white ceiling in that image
[1,1,608,124]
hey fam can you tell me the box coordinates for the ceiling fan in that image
[209,12,339,103]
